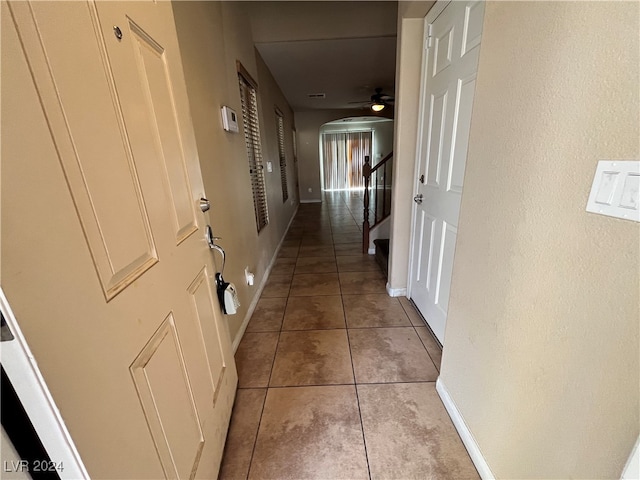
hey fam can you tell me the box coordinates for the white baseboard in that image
[386,283,407,297]
[232,283,263,353]
[232,204,299,352]
[436,378,495,479]
[299,199,322,204]
[368,247,376,255]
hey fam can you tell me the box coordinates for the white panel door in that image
[2,1,236,478]
[409,0,485,344]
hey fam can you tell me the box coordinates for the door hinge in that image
[425,24,433,49]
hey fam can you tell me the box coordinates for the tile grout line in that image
[239,379,438,390]
[243,387,267,480]
[339,275,373,480]
[245,323,422,334]
[399,300,441,373]
[245,262,292,480]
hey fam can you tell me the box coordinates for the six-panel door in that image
[410,0,485,344]
[3,1,236,477]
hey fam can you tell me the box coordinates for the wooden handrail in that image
[362,152,393,253]
[370,151,394,173]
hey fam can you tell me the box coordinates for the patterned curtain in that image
[322,131,372,190]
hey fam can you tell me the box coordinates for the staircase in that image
[373,238,389,277]
[363,153,392,277]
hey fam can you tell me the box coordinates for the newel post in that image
[362,156,371,254]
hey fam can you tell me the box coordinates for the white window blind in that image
[238,68,269,232]
[275,110,288,202]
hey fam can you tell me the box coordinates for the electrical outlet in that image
[244,267,254,286]
[308,187,312,193]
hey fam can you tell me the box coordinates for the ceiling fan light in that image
[371,103,385,112]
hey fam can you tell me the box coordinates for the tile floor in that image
[220,192,478,480]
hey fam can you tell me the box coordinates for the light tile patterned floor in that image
[219,192,478,480]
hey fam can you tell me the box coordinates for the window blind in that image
[238,70,269,232]
[321,131,372,190]
[275,110,288,202]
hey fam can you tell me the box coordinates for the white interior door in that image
[409,0,485,344]
[2,1,236,478]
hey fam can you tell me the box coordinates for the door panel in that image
[449,75,477,193]
[462,1,484,55]
[2,1,236,478]
[435,223,457,314]
[130,315,205,480]
[410,0,484,344]
[187,266,228,399]
[433,27,453,75]
[14,1,159,300]
[426,90,448,187]
[128,21,199,244]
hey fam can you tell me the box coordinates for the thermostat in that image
[221,106,239,133]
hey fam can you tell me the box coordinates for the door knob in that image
[414,194,423,204]
[199,198,211,212]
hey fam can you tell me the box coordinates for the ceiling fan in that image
[350,87,395,111]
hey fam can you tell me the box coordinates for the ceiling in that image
[244,1,398,112]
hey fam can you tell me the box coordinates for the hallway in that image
[219,192,479,479]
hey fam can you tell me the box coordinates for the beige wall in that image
[372,121,394,165]
[172,2,297,345]
[441,2,639,478]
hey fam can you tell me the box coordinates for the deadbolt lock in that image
[199,198,211,212]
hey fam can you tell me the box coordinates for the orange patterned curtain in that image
[322,131,372,190]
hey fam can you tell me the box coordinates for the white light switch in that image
[620,174,640,210]
[587,161,640,222]
[594,171,619,205]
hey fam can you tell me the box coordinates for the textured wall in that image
[440,2,639,478]
[172,2,297,345]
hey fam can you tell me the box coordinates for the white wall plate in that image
[586,160,639,222]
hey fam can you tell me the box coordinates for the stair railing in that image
[362,152,393,253]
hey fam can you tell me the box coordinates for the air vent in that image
[307,93,326,99]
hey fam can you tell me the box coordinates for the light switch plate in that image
[586,160,639,222]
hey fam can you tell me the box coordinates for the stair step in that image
[373,239,389,279]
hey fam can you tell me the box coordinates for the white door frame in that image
[0,288,89,479]
[622,435,640,480]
